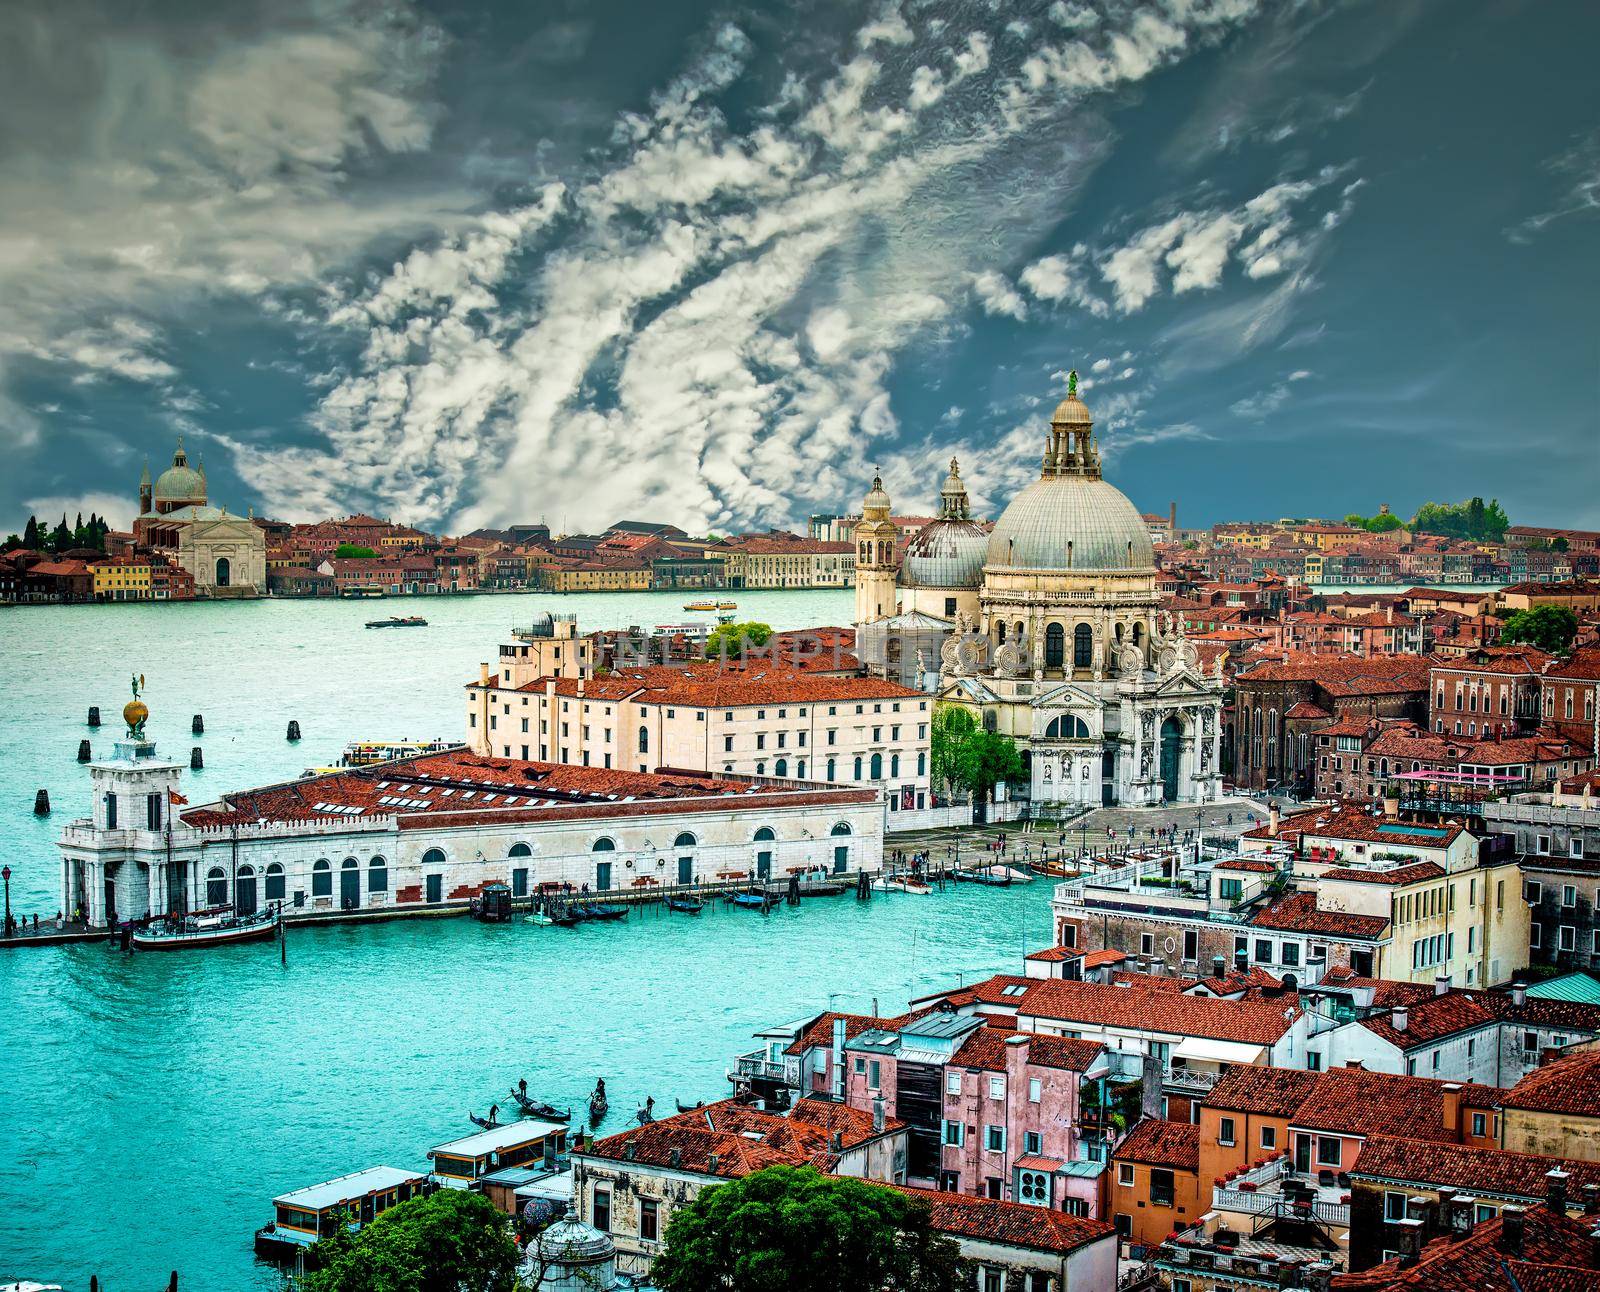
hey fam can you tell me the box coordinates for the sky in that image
[2,0,1597,538]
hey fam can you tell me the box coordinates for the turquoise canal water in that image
[0,592,1054,1291]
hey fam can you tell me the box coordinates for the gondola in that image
[675,1099,705,1114]
[468,1110,499,1130]
[579,903,628,921]
[635,1098,656,1126]
[729,892,768,909]
[588,1093,608,1121]
[665,896,704,914]
[510,1087,571,1121]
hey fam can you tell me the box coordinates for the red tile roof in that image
[1331,1204,1600,1290]
[1500,1052,1600,1117]
[1014,978,1301,1046]
[1320,860,1448,885]
[1115,1118,1200,1170]
[1238,652,1432,696]
[892,1185,1115,1255]
[1249,891,1389,939]
[482,662,928,707]
[1207,1065,1501,1141]
[1351,1133,1600,1200]
[183,750,875,830]
[580,1097,897,1179]
[1244,805,1464,848]
[1214,857,1277,872]
[948,1028,1106,1074]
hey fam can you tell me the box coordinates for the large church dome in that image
[984,372,1153,573]
[152,438,206,507]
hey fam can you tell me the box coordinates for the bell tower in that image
[853,473,898,626]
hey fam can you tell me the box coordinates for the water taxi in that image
[427,1120,566,1188]
[255,1166,429,1261]
[303,738,458,776]
[683,599,737,612]
[365,615,428,629]
[131,904,279,951]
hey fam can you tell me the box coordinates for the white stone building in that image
[855,372,1225,809]
[57,701,883,927]
[133,439,266,596]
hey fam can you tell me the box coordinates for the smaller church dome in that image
[899,518,988,590]
[1050,391,1092,426]
[862,473,891,515]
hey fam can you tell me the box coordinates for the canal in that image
[0,591,1055,1290]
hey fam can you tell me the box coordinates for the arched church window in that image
[1044,623,1065,669]
[1073,624,1093,669]
[1045,714,1090,739]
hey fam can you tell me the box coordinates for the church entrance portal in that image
[1160,716,1183,802]
[215,556,230,587]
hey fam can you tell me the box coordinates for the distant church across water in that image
[853,372,1225,810]
[132,438,266,597]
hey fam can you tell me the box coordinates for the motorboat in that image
[130,905,278,951]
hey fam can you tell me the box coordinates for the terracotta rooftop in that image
[183,750,875,831]
[1237,652,1432,695]
[1249,891,1389,939]
[1500,1052,1600,1117]
[1114,1118,1200,1170]
[1207,1066,1501,1141]
[1320,860,1449,885]
[948,1028,1106,1074]
[893,1185,1115,1256]
[480,661,928,707]
[580,1097,898,1179]
[1244,805,1464,848]
[1013,977,1301,1046]
[1331,1204,1600,1290]
[1351,1133,1600,1200]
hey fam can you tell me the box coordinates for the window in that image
[146,792,162,830]
[1028,1078,1041,1103]
[1559,925,1576,951]
[1044,623,1065,669]
[592,1187,611,1233]
[1562,884,1577,907]
[265,863,286,901]
[946,1071,961,1095]
[639,1198,658,1242]
[1471,1112,1486,1137]
[1255,939,1273,963]
[942,1119,965,1146]
[1317,1136,1341,1167]
[1117,1163,1135,1187]
[1475,1203,1498,1224]
[869,1060,881,1090]
[1073,623,1093,668]
[1218,1117,1236,1146]
[1023,1130,1043,1156]
[1140,932,1155,955]
[1261,1126,1277,1150]
[1150,1168,1175,1208]
[1385,1191,1408,1222]
[312,858,332,898]
[104,792,117,829]
[1183,928,1199,962]
[1219,877,1243,901]
[1281,943,1300,967]
[985,1124,1005,1152]
[368,855,388,893]
[989,1075,1006,1099]
[206,867,228,906]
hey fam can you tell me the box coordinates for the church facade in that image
[133,439,266,597]
[854,373,1225,809]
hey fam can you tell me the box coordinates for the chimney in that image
[623,1141,636,1161]
[1235,947,1250,972]
[707,1151,719,1172]
[830,1131,843,1153]
[1500,1205,1526,1256]
[1433,1187,1456,1239]
[1269,804,1281,837]
[1213,955,1227,979]
[832,1016,846,1100]
[1547,1168,1570,1215]
[1434,973,1451,997]
[1441,1083,1462,1137]
[872,1096,886,1135]
[1170,501,1178,531]
[1582,1183,1600,1215]
[1391,1006,1408,1033]
[1391,1218,1424,1267]
[1151,957,1166,977]
[1511,983,1527,1007]
[1449,1194,1475,1237]
[669,1148,682,1169]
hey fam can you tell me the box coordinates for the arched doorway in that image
[1160,715,1183,802]
[340,857,361,910]
[236,866,257,915]
[753,826,775,880]
[215,556,231,587]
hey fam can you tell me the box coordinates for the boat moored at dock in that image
[131,904,279,951]
[254,1166,430,1261]
[365,616,428,628]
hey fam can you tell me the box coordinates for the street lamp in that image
[2,864,11,938]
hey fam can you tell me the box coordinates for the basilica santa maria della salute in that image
[853,371,1225,810]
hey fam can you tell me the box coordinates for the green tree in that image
[22,515,39,549]
[930,704,976,795]
[335,543,379,559]
[1344,511,1404,533]
[1501,604,1578,655]
[955,729,1026,804]
[1550,535,1569,552]
[704,620,773,659]
[651,1165,969,1292]
[301,1189,519,1292]
[2,534,19,550]
[1411,497,1509,542]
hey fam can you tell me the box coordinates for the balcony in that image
[727,1050,786,1083]
[1162,1064,1224,1094]
[1211,1155,1349,1230]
